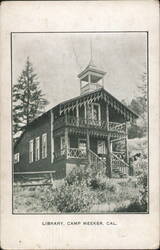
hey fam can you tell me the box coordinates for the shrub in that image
[134,157,148,176]
[66,163,107,189]
[137,171,148,211]
[44,181,97,212]
[65,165,90,186]
[114,199,147,212]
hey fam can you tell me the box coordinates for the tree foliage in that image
[127,73,147,139]
[13,57,49,140]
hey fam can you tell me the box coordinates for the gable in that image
[58,88,138,122]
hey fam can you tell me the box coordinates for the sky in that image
[12,32,147,110]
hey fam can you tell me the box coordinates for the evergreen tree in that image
[13,57,49,141]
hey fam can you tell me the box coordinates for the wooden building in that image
[14,61,138,179]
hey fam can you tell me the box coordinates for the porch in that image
[53,147,130,178]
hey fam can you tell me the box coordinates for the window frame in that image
[35,136,40,161]
[14,153,20,164]
[86,103,101,121]
[29,139,34,163]
[42,133,47,159]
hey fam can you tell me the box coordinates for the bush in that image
[44,181,97,212]
[114,199,147,212]
[137,171,148,211]
[66,163,107,189]
[65,165,90,186]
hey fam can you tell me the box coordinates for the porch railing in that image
[54,148,129,177]
[109,122,126,133]
[54,147,87,161]
[67,148,87,159]
[111,152,129,175]
[54,115,126,134]
[112,151,126,161]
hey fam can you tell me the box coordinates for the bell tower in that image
[78,59,106,95]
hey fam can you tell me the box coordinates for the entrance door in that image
[97,140,106,160]
[78,138,87,156]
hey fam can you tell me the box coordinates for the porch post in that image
[86,103,91,164]
[80,80,82,94]
[125,122,129,164]
[88,74,91,91]
[65,112,69,159]
[87,130,90,164]
[76,101,79,125]
[50,109,54,163]
[106,104,112,177]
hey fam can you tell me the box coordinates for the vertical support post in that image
[102,78,104,88]
[84,102,87,122]
[80,80,82,95]
[110,141,113,153]
[87,130,90,164]
[125,122,129,164]
[76,101,79,125]
[65,112,69,159]
[106,135,112,178]
[85,103,90,164]
[106,104,111,177]
[88,74,91,91]
[106,103,109,129]
[50,110,54,163]
[129,158,134,176]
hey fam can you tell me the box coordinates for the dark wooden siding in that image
[109,106,126,123]
[54,159,66,179]
[90,137,97,154]
[54,136,61,152]
[14,113,52,172]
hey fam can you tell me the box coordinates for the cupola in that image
[78,59,106,95]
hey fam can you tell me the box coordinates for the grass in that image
[13,177,141,213]
[13,185,57,213]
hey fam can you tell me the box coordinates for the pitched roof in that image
[54,87,138,120]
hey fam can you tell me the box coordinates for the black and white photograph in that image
[12,32,148,214]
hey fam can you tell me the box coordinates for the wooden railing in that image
[109,122,126,133]
[111,152,129,175]
[112,151,126,161]
[81,83,102,95]
[54,115,126,134]
[54,148,87,161]
[67,148,87,159]
[54,148,129,177]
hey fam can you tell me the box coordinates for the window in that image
[35,137,40,161]
[29,139,34,163]
[42,133,47,159]
[14,153,20,164]
[78,138,87,155]
[93,104,100,121]
[87,103,101,123]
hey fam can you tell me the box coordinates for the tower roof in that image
[77,60,106,80]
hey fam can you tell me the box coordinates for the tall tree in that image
[13,57,49,141]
